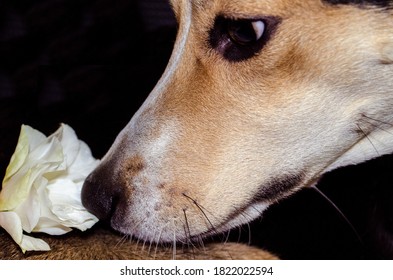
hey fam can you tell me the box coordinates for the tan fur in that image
[80,0,393,257]
[0,228,278,260]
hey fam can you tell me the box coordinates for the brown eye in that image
[209,16,281,62]
[227,20,265,45]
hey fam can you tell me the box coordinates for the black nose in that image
[81,165,121,222]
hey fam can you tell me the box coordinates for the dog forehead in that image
[170,0,318,18]
[323,0,392,8]
[190,0,312,15]
[173,0,392,16]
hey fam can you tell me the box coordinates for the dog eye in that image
[209,16,281,62]
[227,20,265,45]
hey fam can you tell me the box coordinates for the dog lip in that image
[256,173,305,202]
[189,201,270,241]
[180,175,303,235]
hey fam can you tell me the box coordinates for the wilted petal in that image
[56,124,100,182]
[14,177,45,233]
[0,211,50,253]
[1,123,100,252]
[33,216,72,235]
[51,124,80,167]
[2,126,30,183]
[28,136,63,165]
[0,126,63,211]
[46,178,98,230]
[0,211,23,244]
[0,168,34,212]
[67,141,100,182]
[19,234,50,252]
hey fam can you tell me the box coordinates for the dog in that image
[82,0,393,256]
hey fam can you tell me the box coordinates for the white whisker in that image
[311,185,363,246]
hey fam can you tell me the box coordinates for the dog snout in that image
[81,163,123,222]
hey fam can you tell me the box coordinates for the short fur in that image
[82,0,393,257]
[0,227,277,260]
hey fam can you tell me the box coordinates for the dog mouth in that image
[114,200,271,245]
[181,173,307,241]
[256,173,306,202]
[118,174,305,244]
[193,201,271,240]
[84,150,308,244]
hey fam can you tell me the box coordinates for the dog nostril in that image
[81,169,121,222]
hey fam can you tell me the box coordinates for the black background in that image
[1,0,393,259]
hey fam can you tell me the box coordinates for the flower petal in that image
[0,125,44,211]
[67,141,100,182]
[13,177,45,233]
[0,125,64,211]
[46,178,98,230]
[2,126,30,183]
[0,169,33,211]
[33,216,72,235]
[0,211,23,244]
[1,123,100,252]
[47,124,99,182]
[52,124,80,167]
[19,234,50,252]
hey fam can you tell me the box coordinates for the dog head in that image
[82,0,393,243]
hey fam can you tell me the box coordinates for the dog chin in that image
[111,201,271,244]
[198,201,271,239]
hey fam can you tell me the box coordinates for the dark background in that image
[1,0,393,260]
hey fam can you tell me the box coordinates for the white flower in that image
[0,124,100,253]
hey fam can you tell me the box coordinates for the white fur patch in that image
[323,126,393,174]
